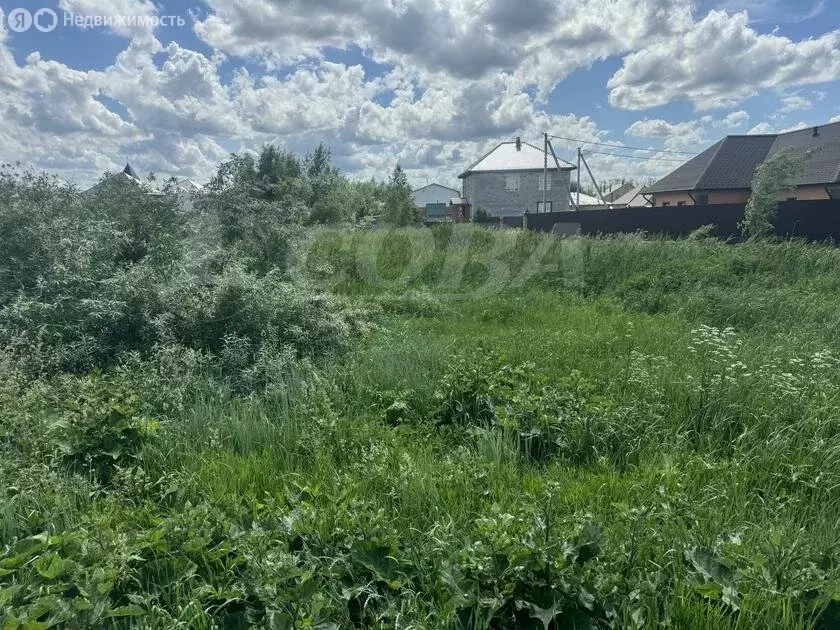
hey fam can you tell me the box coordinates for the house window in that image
[538,173,552,191]
[537,201,553,213]
[505,175,520,192]
[662,202,671,207]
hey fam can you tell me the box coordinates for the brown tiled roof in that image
[646,122,840,194]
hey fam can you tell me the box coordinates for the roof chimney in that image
[516,137,522,151]
[813,126,820,138]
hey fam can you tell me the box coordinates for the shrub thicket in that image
[0,155,367,385]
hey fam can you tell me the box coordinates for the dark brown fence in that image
[524,200,840,241]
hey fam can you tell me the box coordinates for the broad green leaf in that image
[10,535,48,558]
[267,610,294,630]
[575,522,606,564]
[0,584,23,607]
[687,546,735,587]
[527,601,563,630]
[350,541,401,582]
[3,616,23,630]
[722,585,740,611]
[34,553,65,580]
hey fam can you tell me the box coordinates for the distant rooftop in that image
[175,178,201,191]
[412,183,460,194]
[603,182,635,203]
[574,192,601,206]
[612,184,651,207]
[123,163,140,181]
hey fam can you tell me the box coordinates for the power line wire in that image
[549,134,698,156]
[581,149,687,163]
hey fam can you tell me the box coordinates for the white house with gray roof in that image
[458,138,576,217]
[412,183,460,219]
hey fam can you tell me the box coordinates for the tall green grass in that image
[3,227,840,628]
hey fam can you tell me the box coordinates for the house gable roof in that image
[412,183,460,195]
[176,178,201,192]
[647,121,840,194]
[603,182,635,203]
[645,139,726,194]
[459,141,575,178]
[695,135,777,190]
[123,163,140,181]
[612,184,651,207]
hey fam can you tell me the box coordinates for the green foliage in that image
[741,148,807,239]
[49,374,158,484]
[383,164,415,227]
[5,220,840,628]
[205,143,387,229]
[434,352,499,427]
[305,143,350,225]
[687,223,717,241]
[686,546,739,611]
[0,165,364,384]
[472,207,492,223]
[433,354,614,464]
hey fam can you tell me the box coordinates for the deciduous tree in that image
[741,148,807,239]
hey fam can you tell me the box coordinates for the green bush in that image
[0,168,368,388]
[48,374,158,484]
[433,354,616,465]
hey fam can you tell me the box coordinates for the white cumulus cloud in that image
[608,10,840,110]
[625,118,707,150]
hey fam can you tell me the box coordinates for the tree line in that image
[199,142,417,227]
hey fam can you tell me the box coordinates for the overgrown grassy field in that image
[4,219,840,628]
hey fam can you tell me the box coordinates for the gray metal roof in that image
[459,140,575,178]
[412,183,460,194]
[612,184,651,207]
[603,182,635,203]
[647,122,840,193]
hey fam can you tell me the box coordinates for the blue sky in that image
[1,0,839,188]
